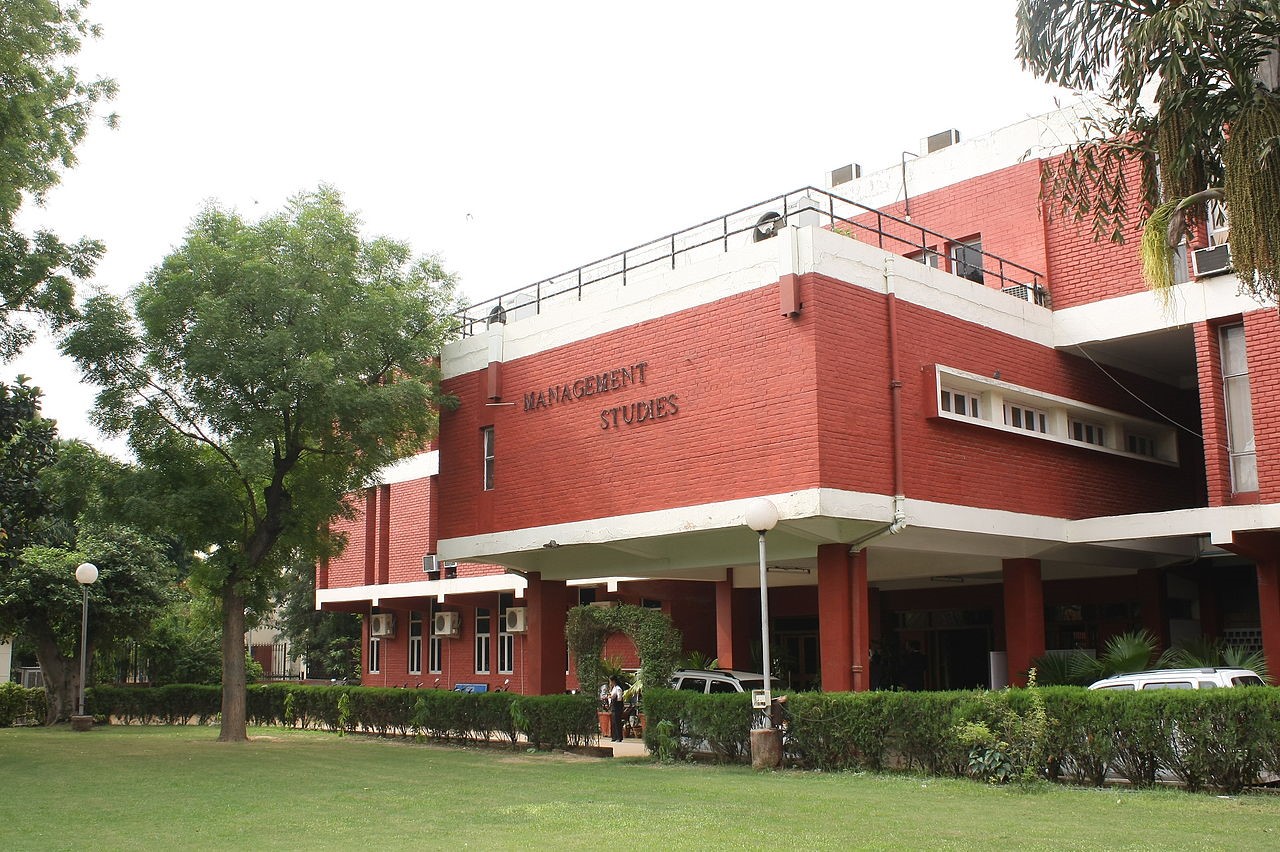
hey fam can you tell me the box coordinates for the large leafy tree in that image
[64,187,460,741]
[0,378,55,564]
[1016,1,1280,303]
[1,0,115,360]
[9,527,170,723]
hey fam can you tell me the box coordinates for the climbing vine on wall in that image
[564,604,682,696]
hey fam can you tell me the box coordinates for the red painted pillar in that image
[525,572,567,695]
[715,579,735,669]
[362,488,377,586]
[817,544,853,692]
[1138,567,1168,650]
[851,550,870,692]
[1257,558,1280,679]
[1002,558,1045,687]
[376,484,391,585]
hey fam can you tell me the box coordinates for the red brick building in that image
[317,107,1280,694]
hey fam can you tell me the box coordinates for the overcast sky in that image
[7,1,1070,454]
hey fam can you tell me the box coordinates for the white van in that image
[1088,667,1265,691]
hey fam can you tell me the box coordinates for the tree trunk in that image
[218,582,248,742]
[32,632,74,725]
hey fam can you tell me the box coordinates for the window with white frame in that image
[1126,432,1157,458]
[1071,419,1107,447]
[1003,402,1047,434]
[1220,324,1258,492]
[941,387,981,419]
[951,238,984,284]
[497,594,515,675]
[408,611,423,675]
[908,248,941,268]
[474,608,491,674]
[931,365,1178,466]
[429,627,442,675]
[482,426,495,491]
[368,636,381,674]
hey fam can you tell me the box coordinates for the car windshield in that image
[737,678,765,692]
[1231,675,1265,686]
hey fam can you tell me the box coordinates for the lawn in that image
[2,727,1278,850]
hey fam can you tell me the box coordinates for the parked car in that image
[1088,667,1265,691]
[670,668,767,694]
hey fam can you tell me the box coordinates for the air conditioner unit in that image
[369,613,395,638]
[422,554,439,576]
[588,600,619,608]
[505,607,528,633]
[1192,243,1232,278]
[433,611,460,637]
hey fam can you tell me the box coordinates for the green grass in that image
[2,727,1279,850]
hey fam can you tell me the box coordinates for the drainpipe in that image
[851,258,909,554]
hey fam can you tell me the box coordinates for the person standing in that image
[608,675,625,742]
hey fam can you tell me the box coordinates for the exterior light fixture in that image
[74,562,98,729]
[744,498,779,721]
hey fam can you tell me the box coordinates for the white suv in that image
[1088,667,1265,691]
[669,669,766,694]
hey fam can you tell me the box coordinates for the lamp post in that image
[74,562,98,726]
[744,498,779,727]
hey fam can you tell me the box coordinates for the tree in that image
[0,378,56,565]
[7,526,170,722]
[1016,1,1280,304]
[63,186,460,741]
[1,0,115,360]
[276,559,360,681]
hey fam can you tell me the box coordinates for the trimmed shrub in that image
[0,683,46,727]
[788,691,894,771]
[511,693,597,749]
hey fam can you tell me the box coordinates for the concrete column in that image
[715,578,736,669]
[1258,558,1280,679]
[817,545,869,692]
[817,544,853,692]
[525,572,567,695]
[1002,558,1045,687]
[1138,567,1169,650]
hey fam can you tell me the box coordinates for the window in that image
[482,427,495,491]
[408,611,423,675]
[429,619,442,675]
[368,637,381,674]
[950,238,984,284]
[474,608,491,674]
[941,388,981,419]
[1220,324,1257,492]
[1126,433,1156,457]
[498,595,514,675]
[1071,419,1106,447]
[1003,403,1047,434]
[907,248,941,268]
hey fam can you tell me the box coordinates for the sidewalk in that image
[607,737,648,758]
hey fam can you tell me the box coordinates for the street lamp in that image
[744,498,779,728]
[75,562,98,723]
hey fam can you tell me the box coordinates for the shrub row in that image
[642,686,1280,792]
[0,683,47,727]
[85,684,597,749]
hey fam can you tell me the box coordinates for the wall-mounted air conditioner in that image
[433,611,460,637]
[505,607,528,633]
[1192,243,1232,278]
[422,554,439,576]
[588,600,619,608]
[369,613,396,638]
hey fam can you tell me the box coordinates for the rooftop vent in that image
[828,163,862,187]
[922,129,961,154]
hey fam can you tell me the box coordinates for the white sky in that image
[6,0,1069,454]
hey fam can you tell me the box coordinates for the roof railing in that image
[455,186,1048,337]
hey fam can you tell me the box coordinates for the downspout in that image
[850,257,909,554]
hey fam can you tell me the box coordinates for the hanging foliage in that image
[1141,197,1183,307]
[1222,94,1280,303]
[564,604,682,698]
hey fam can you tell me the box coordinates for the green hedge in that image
[83,684,591,750]
[0,683,47,727]
[642,686,1280,791]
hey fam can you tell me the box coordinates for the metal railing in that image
[455,187,1049,337]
